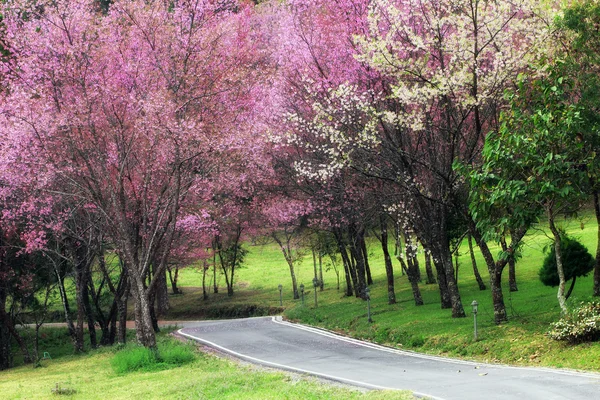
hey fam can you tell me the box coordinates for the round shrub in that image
[539,235,594,299]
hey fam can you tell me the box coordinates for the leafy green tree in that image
[472,67,591,314]
[540,234,594,301]
[557,2,600,297]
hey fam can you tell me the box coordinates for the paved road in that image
[177,316,600,400]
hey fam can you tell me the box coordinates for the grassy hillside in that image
[170,213,600,371]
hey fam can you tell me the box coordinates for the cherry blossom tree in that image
[0,0,262,347]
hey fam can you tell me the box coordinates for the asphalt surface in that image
[177,316,600,400]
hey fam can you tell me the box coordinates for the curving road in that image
[177,317,600,400]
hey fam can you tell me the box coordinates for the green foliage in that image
[110,339,195,374]
[549,301,600,344]
[468,63,591,244]
[539,234,594,287]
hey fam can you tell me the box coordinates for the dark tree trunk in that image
[334,228,355,297]
[55,265,78,348]
[74,266,87,352]
[348,224,367,299]
[594,190,600,297]
[468,233,486,290]
[318,253,324,291]
[213,248,218,294]
[500,237,518,292]
[433,257,451,308]
[117,285,129,345]
[0,292,31,365]
[566,276,576,301]
[155,267,170,315]
[361,236,373,285]
[402,230,423,306]
[167,265,182,295]
[468,219,527,324]
[148,289,160,333]
[424,251,436,284]
[0,288,12,370]
[379,215,396,304]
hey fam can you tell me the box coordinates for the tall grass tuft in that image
[111,339,196,374]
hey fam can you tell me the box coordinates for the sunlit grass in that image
[0,333,414,400]
[170,211,600,371]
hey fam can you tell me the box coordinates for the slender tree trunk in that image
[433,243,465,317]
[273,233,299,299]
[424,251,436,284]
[0,291,31,365]
[318,252,324,291]
[469,220,510,324]
[117,283,129,345]
[433,258,451,308]
[335,229,355,297]
[468,233,486,290]
[500,237,518,292]
[548,208,568,314]
[402,230,423,306]
[0,288,12,370]
[348,224,367,299]
[202,260,209,300]
[167,265,182,295]
[55,266,77,347]
[566,276,576,301]
[593,190,600,297]
[380,215,396,305]
[74,265,87,352]
[213,248,218,294]
[361,236,373,285]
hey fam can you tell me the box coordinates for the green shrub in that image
[111,339,196,374]
[539,234,594,300]
[549,301,600,344]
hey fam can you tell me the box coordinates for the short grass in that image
[0,331,413,400]
[171,212,600,371]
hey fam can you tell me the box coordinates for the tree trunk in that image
[117,285,129,345]
[566,276,576,301]
[155,267,170,315]
[468,233,486,290]
[593,190,600,297]
[273,233,300,299]
[433,257,451,308]
[433,243,465,317]
[548,209,568,314]
[213,248,219,294]
[202,260,209,300]
[0,292,31,365]
[468,219,521,324]
[361,236,373,285]
[348,224,367,299]
[0,288,12,370]
[130,274,157,348]
[55,267,78,348]
[500,237,518,292]
[334,228,355,297]
[318,252,324,291]
[402,230,423,306]
[424,251,436,284]
[380,215,396,305]
[167,265,182,295]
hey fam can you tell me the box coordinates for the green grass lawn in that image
[0,330,413,400]
[4,213,600,400]
[170,213,600,372]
